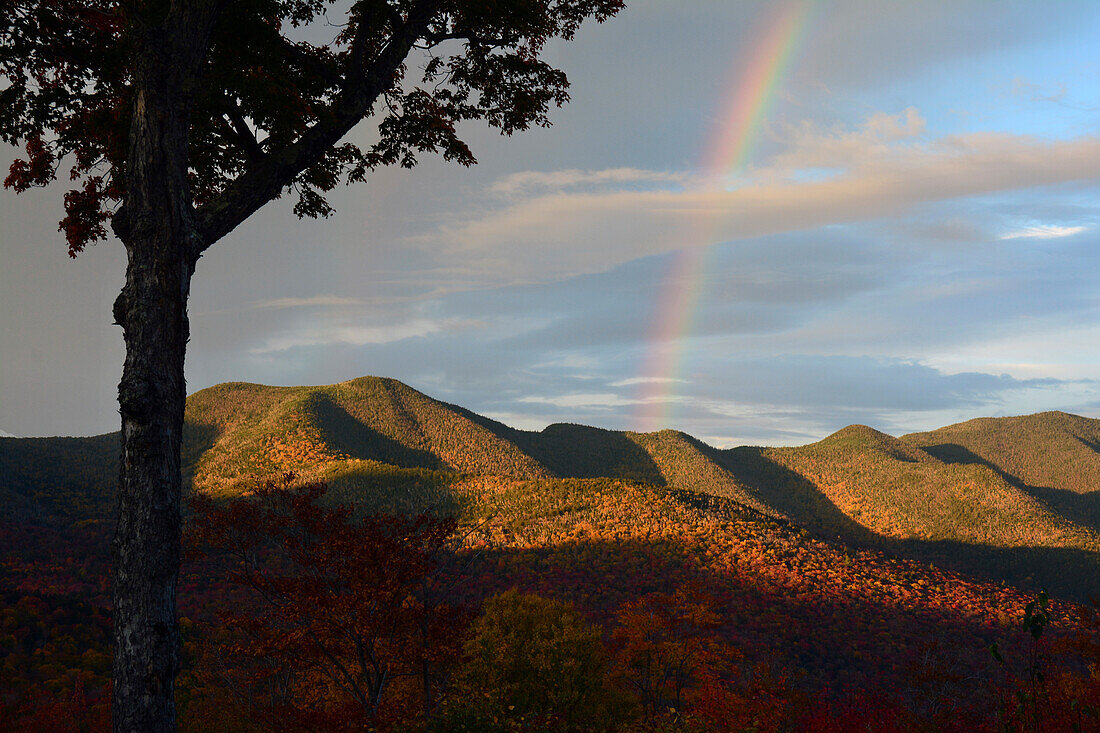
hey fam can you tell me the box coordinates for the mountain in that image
[182,377,550,490]
[715,424,1100,597]
[181,377,775,513]
[904,411,1100,531]
[8,377,1100,727]
[0,432,117,522]
[4,376,1100,598]
[723,424,1097,549]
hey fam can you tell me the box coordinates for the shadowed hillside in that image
[0,433,118,522]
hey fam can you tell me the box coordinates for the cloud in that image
[998,224,1088,240]
[489,168,689,197]
[1010,76,1069,104]
[249,295,370,309]
[687,355,1059,412]
[610,376,688,387]
[419,114,1100,286]
[250,318,482,353]
[518,393,636,409]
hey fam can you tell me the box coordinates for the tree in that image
[188,475,462,729]
[0,1,623,729]
[449,589,617,731]
[610,584,729,720]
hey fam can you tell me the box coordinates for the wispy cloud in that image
[1011,76,1069,104]
[998,224,1088,240]
[518,392,637,409]
[489,168,689,197]
[250,318,482,353]
[610,376,688,387]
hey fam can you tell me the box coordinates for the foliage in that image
[905,411,1100,498]
[0,522,113,729]
[9,379,1100,603]
[10,469,1100,730]
[8,377,1100,605]
[0,434,118,522]
[1,0,625,255]
[183,378,550,494]
[187,475,463,730]
[443,589,617,732]
[751,425,1097,549]
[610,585,730,720]
[12,381,1100,727]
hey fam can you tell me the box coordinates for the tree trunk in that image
[112,244,192,732]
[111,21,204,732]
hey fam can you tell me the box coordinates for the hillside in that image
[903,411,1100,492]
[4,376,1100,598]
[727,425,1096,548]
[904,411,1100,531]
[183,377,552,493]
[0,433,117,522]
[185,377,783,519]
[6,472,1059,730]
[8,378,1100,726]
[717,425,1100,597]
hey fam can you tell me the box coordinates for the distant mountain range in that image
[4,376,1100,598]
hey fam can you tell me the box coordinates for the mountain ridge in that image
[5,375,1100,598]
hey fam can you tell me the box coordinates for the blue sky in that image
[3,0,1100,445]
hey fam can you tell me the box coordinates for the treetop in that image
[0,0,624,256]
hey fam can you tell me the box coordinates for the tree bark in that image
[110,7,217,730]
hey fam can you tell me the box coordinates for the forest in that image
[5,379,1100,730]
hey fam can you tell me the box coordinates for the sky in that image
[4,0,1100,446]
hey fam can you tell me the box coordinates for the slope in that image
[722,425,1098,549]
[1,377,776,520]
[903,411,1100,529]
[0,433,118,522]
[187,377,778,514]
[183,376,553,493]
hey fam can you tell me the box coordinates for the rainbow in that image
[634,1,814,432]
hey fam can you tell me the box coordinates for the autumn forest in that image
[4,376,1100,730]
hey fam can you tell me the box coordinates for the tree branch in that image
[194,0,444,256]
[273,33,342,88]
[421,30,519,49]
[224,102,264,163]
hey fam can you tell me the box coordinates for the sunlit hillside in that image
[905,411,1100,530]
[728,424,1099,550]
[183,377,778,515]
[4,377,1100,599]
